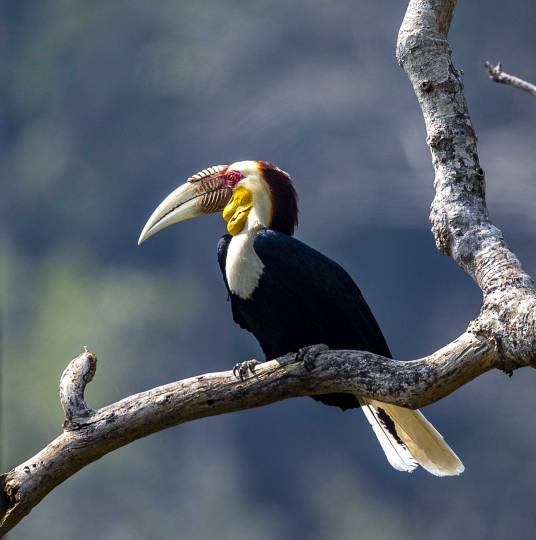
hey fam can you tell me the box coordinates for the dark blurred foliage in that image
[3,1,536,538]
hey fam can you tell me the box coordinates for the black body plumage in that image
[217,229,391,410]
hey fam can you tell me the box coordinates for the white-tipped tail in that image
[359,397,464,476]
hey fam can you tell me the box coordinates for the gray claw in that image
[233,360,261,380]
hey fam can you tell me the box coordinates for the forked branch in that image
[2,0,535,535]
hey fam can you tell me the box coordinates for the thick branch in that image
[2,326,534,535]
[484,61,536,96]
[396,0,536,368]
[2,0,536,535]
[0,335,505,535]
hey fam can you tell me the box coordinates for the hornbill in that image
[138,160,464,476]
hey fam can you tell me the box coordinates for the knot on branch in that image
[484,61,504,83]
[60,347,97,429]
[419,79,434,93]
[296,344,329,372]
[430,208,452,256]
[468,299,536,375]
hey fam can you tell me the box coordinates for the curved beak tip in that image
[137,227,150,246]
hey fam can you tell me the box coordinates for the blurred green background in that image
[3,1,536,538]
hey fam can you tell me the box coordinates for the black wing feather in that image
[252,230,391,358]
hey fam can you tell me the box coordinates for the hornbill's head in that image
[138,161,298,244]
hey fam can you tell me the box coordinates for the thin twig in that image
[484,61,536,96]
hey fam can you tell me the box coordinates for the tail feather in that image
[359,397,464,476]
[361,402,418,472]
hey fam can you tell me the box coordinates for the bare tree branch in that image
[397,0,536,372]
[484,61,536,96]
[2,0,535,535]
[0,335,511,536]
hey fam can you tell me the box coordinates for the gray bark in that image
[2,0,535,535]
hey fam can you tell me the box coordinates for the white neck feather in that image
[225,207,266,300]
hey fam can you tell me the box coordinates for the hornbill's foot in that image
[233,359,261,380]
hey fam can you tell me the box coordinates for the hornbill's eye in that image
[225,170,244,187]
